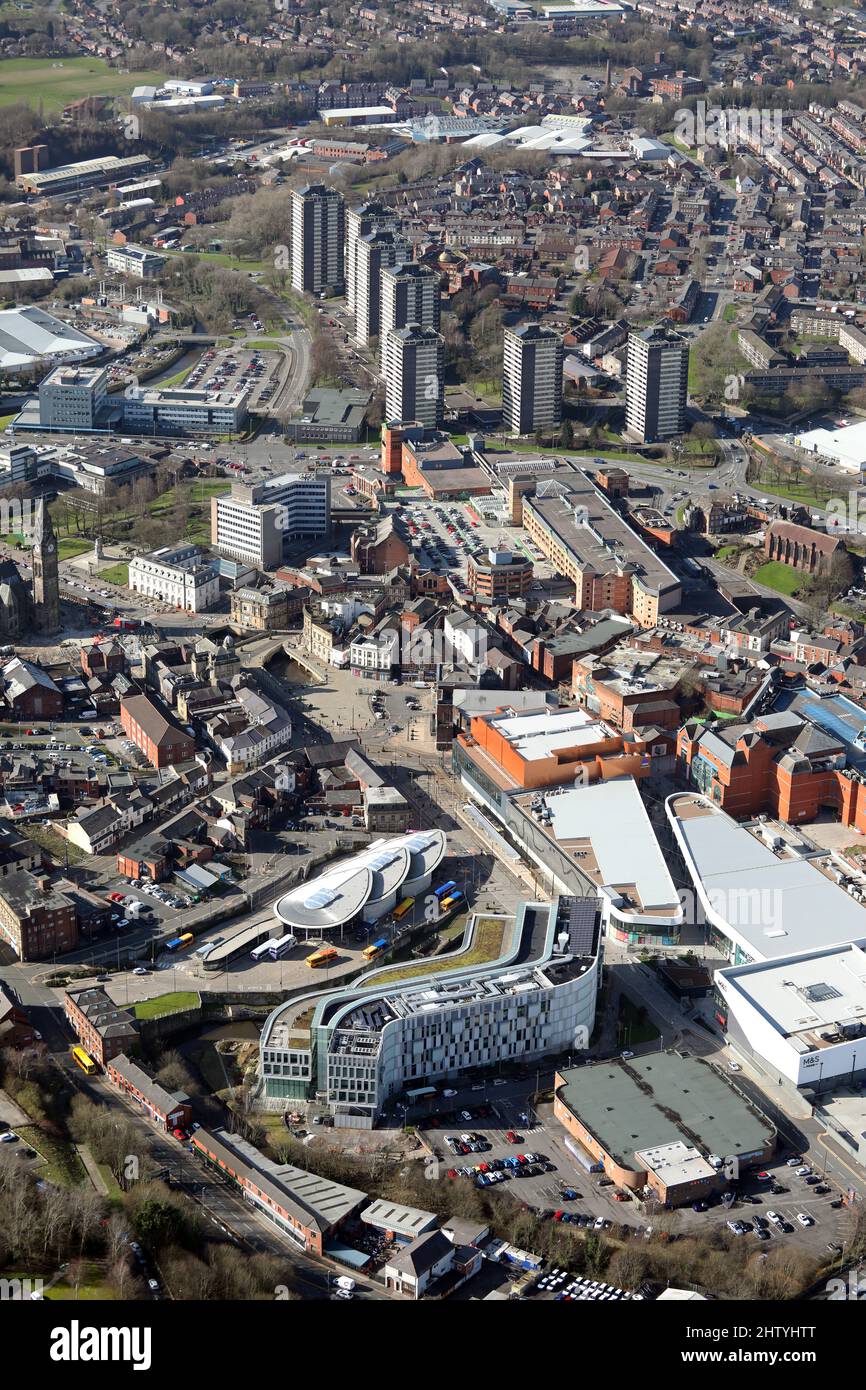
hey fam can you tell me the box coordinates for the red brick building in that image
[106,1054,191,1130]
[64,986,139,1067]
[350,518,410,574]
[0,869,77,960]
[191,1126,365,1256]
[120,693,195,769]
[764,520,846,576]
[677,712,866,830]
[80,639,127,679]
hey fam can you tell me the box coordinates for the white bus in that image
[269,934,297,960]
[250,939,278,962]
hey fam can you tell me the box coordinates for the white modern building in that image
[383,324,444,428]
[258,895,603,1125]
[128,544,219,612]
[210,473,331,569]
[502,323,564,437]
[105,244,166,279]
[716,940,866,1092]
[272,829,446,936]
[121,383,248,436]
[291,184,345,296]
[0,307,103,374]
[794,419,866,480]
[626,325,689,443]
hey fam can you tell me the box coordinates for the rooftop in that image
[525,472,680,599]
[273,830,445,932]
[0,306,101,371]
[556,1054,775,1169]
[718,940,866,1052]
[486,705,615,761]
[666,793,866,960]
[517,779,681,917]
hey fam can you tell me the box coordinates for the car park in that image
[796,1213,813,1227]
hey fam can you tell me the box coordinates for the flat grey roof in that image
[556,1054,774,1169]
[201,1126,365,1229]
[525,472,680,598]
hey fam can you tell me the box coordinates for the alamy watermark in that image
[679,885,783,933]
[0,496,42,536]
[825,490,866,536]
[360,621,487,672]
[826,1270,863,1300]
[674,100,784,154]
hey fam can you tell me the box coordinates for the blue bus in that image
[363,936,389,961]
[434,880,457,900]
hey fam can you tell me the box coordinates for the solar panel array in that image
[558,896,598,955]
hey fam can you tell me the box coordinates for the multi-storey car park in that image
[520,472,682,626]
[258,895,602,1127]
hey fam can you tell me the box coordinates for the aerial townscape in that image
[4,0,866,1346]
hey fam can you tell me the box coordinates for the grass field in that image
[150,363,192,390]
[16,1124,88,1187]
[753,560,803,595]
[133,990,199,1020]
[166,248,268,274]
[99,561,129,586]
[23,822,88,865]
[58,537,94,561]
[750,461,837,510]
[0,56,168,111]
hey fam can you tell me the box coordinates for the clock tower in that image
[32,500,60,634]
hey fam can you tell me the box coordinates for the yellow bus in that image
[71,1046,97,1074]
[306,946,338,969]
[362,936,388,961]
[393,896,415,922]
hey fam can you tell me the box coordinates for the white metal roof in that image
[546,779,679,911]
[489,706,611,761]
[669,800,866,959]
[719,940,866,1039]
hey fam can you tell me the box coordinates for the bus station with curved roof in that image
[272,829,446,937]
